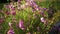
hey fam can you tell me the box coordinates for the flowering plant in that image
[0,0,60,34]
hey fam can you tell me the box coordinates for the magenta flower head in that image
[19,19,25,30]
[9,4,15,11]
[7,29,14,34]
[29,2,34,5]
[11,7,15,10]
[30,2,40,11]
[10,11,16,16]
[43,8,47,10]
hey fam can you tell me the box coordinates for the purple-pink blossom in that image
[7,29,14,34]
[11,7,15,10]
[9,4,15,11]
[40,17,48,25]
[19,20,25,30]
[29,1,40,11]
[43,8,47,10]
[40,17,45,22]
[10,11,16,15]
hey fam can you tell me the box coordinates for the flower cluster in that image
[0,0,58,34]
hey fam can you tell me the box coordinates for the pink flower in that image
[40,17,47,25]
[43,8,47,10]
[40,17,45,23]
[29,1,40,11]
[19,20,25,30]
[11,7,15,10]
[7,29,14,34]
[10,11,16,16]
[9,4,15,11]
